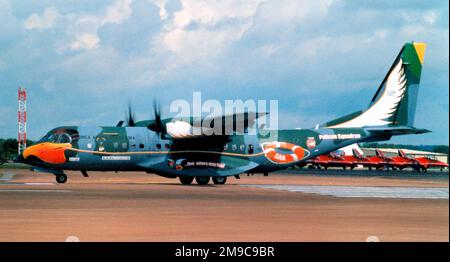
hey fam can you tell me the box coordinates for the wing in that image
[166,112,268,139]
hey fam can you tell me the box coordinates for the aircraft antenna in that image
[18,87,27,155]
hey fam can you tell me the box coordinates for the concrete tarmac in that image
[0,168,448,242]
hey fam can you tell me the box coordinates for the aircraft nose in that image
[22,142,72,164]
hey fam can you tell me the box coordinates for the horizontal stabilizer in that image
[366,126,430,135]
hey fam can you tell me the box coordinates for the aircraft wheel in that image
[212,176,227,185]
[56,174,67,184]
[179,176,194,185]
[195,176,210,185]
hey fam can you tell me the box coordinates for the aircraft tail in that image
[398,149,407,158]
[322,42,426,128]
[352,148,363,158]
[375,149,385,158]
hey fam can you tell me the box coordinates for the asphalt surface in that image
[0,168,448,242]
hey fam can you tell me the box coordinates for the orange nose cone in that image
[23,142,72,164]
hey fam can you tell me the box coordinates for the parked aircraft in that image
[399,150,448,172]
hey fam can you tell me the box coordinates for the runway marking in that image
[242,185,449,199]
[24,183,55,185]
[0,189,71,193]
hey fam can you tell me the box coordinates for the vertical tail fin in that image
[352,148,363,158]
[398,149,407,158]
[323,42,426,128]
[375,149,385,157]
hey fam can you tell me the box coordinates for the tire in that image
[212,176,227,185]
[179,176,194,185]
[56,174,67,184]
[195,176,210,185]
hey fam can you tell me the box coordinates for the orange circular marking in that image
[175,165,183,171]
[262,142,305,164]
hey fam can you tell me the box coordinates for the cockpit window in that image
[39,128,79,144]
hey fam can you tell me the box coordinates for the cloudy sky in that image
[0,0,448,145]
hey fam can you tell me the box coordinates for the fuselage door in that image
[95,128,128,153]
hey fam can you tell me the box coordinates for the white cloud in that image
[24,6,60,30]
[70,33,100,50]
[152,0,264,65]
[153,0,169,20]
[172,0,263,28]
[400,9,440,26]
[102,0,133,25]
[24,0,133,52]
[255,0,334,24]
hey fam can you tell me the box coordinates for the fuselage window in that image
[131,144,136,149]
[156,144,162,149]
[122,142,128,149]
[232,144,237,151]
[240,145,245,151]
[113,142,119,149]
[139,144,145,149]
[165,144,170,149]
[224,144,228,150]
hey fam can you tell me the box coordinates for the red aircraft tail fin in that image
[352,148,362,158]
[375,149,384,157]
[398,149,407,158]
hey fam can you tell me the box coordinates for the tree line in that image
[0,139,34,161]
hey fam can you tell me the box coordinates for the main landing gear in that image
[195,176,210,185]
[212,176,227,184]
[178,176,228,185]
[179,176,194,185]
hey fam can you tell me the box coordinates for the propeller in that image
[126,102,136,127]
[148,99,166,136]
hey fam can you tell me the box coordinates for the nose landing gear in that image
[55,173,67,184]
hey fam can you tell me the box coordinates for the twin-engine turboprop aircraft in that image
[19,42,430,185]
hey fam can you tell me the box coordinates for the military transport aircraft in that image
[18,42,429,185]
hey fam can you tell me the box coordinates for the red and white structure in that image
[18,87,27,155]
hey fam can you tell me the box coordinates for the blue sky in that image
[0,0,448,145]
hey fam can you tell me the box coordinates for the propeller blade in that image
[126,102,136,127]
[148,99,166,135]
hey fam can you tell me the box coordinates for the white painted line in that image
[25,183,55,185]
[242,185,449,199]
